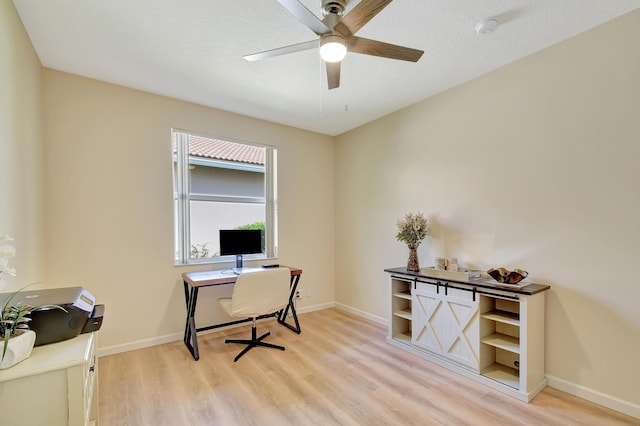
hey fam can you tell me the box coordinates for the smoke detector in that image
[475,17,499,34]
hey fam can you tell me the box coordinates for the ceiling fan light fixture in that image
[319,34,347,63]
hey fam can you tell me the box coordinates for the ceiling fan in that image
[244,0,424,90]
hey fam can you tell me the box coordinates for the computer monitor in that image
[219,229,263,269]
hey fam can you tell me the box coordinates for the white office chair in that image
[218,267,291,362]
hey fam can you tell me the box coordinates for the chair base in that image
[225,322,285,362]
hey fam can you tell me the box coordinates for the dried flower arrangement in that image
[396,212,430,249]
[396,212,430,271]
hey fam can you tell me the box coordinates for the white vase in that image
[0,329,36,369]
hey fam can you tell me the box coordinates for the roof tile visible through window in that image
[172,133,265,166]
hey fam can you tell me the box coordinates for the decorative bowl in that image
[487,267,528,284]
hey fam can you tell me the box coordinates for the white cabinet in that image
[0,333,98,425]
[386,267,549,402]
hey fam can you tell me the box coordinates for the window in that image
[172,130,277,265]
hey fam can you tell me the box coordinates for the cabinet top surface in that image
[0,333,93,382]
[384,267,550,295]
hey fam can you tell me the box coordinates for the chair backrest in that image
[229,267,291,317]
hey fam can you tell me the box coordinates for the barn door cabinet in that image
[385,267,550,402]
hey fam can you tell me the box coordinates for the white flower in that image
[0,244,16,258]
[0,234,17,291]
[2,266,16,276]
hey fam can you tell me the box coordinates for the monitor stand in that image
[232,254,245,275]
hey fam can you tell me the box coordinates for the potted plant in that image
[396,212,431,271]
[0,300,36,369]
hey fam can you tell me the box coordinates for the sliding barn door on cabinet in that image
[412,280,480,370]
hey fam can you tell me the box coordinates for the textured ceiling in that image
[13,0,640,136]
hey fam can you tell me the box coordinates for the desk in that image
[182,266,302,360]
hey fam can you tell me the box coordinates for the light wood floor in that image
[99,308,638,425]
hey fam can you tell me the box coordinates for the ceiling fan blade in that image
[326,61,341,90]
[348,36,423,62]
[276,0,330,35]
[334,0,393,36]
[244,40,318,62]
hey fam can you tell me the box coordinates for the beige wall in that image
[335,10,640,410]
[0,1,44,288]
[42,70,335,350]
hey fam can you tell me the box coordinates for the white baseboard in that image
[546,374,640,420]
[99,331,183,357]
[296,300,335,314]
[334,302,387,326]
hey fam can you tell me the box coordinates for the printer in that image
[8,286,105,346]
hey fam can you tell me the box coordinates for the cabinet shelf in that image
[482,310,520,327]
[482,363,520,389]
[481,333,520,354]
[391,278,412,344]
[393,332,412,344]
[393,309,412,320]
[393,291,412,300]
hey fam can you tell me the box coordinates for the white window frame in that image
[173,129,277,265]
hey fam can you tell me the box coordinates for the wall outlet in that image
[295,289,302,299]
[306,288,311,297]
